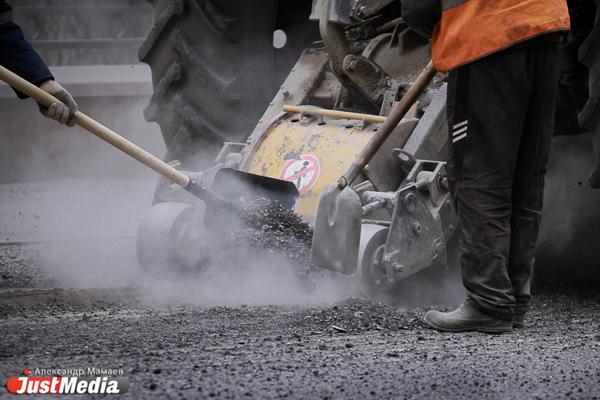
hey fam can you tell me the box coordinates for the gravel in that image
[1,181,599,399]
[291,297,420,333]
[1,235,599,399]
[234,199,314,275]
[0,286,599,399]
[1,242,599,399]
[0,245,55,290]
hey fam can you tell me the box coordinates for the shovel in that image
[310,61,437,273]
[0,66,298,228]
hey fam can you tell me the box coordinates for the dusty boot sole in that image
[423,315,513,334]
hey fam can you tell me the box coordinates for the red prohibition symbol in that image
[278,154,320,194]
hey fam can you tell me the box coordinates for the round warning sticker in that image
[279,154,320,194]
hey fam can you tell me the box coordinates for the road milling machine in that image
[137,0,600,295]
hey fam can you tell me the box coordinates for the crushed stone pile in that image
[234,199,314,274]
[292,298,423,333]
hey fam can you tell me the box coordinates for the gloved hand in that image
[37,80,78,126]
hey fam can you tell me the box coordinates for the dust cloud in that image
[0,88,361,307]
[137,254,359,308]
[0,75,465,309]
[0,0,469,309]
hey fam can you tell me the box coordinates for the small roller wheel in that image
[359,223,463,304]
[358,224,396,301]
[137,202,212,274]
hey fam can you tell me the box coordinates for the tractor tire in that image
[577,0,600,186]
[138,0,318,200]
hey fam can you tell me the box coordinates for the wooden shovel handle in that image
[0,65,190,188]
[283,105,387,123]
[339,61,437,188]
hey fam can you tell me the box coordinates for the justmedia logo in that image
[5,369,129,395]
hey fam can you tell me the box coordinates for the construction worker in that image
[402,0,571,332]
[0,0,77,125]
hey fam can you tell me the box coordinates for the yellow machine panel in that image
[243,115,377,222]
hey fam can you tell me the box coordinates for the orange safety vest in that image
[432,0,571,72]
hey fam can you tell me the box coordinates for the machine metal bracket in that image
[360,158,456,283]
[402,158,449,207]
[214,142,246,167]
[381,185,447,282]
[310,0,396,23]
[393,148,417,175]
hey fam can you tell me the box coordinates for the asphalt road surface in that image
[0,179,599,399]
[1,283,599,399]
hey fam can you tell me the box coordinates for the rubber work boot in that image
[424,303,513,333]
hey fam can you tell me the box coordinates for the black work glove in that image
[37,80,78,126]
[401,0,442,39]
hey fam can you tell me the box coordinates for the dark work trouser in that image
[446,38,560,321]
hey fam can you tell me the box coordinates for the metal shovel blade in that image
[201,168,299,230]
[211,168,300,209]
[310,184,363,274]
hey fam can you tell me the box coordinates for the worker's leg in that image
[509,42,560,320]
[446,46,533,321]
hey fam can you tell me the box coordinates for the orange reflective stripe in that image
[432,0,570,72]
